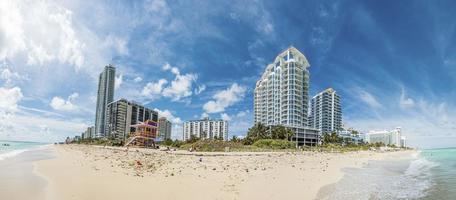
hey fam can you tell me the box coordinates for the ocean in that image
[0,140,50,161]
[0,140,54,200]
[317,148,456,200]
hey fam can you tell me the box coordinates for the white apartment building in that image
[310,88,342,133]
[254,46,319,146]
[365,127,406,147]
[183,118,228,141]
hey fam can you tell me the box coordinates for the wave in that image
[392,155,439,199]
[0,144,52,161]
[0,149,29,161]
[318,152,439,200]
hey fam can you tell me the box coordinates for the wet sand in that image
[0,148,54,200]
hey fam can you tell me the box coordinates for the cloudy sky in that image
[1,0,455,148]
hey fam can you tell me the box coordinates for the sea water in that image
[317,148,456,200]
[419,148,456,199]
[0,140,49,161]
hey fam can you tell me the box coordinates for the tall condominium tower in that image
[105,99,158,141]
[94,64,116,138]
[309,88,342,133]
[158,117,172,140]
[254,46,319,146]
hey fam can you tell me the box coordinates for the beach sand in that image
[35,145,414,200]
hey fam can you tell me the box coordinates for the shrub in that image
[180,140,244,152]
[252,139,295,149]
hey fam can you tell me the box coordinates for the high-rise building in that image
[254,46,319,146]
[105,98,158,141]
[94,64,116,138]
[183,118,228,141]
[158,117,172,140]
[309,88,342,133]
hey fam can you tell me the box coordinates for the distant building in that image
[183,118,228,141]
[253,46,319,146]
[365,127,406,147]
[158,117,172,140]
[82,126,95,139]
[336,129,364,145]
[105,99,158,141]
[88,126,95,138]
[309,88,342,133]
[94,64,116,138]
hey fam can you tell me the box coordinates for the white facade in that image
[254,46,310,127]
[158,117,172,140]
[366,127,406,147]
[253,46,319,146]
[310,88,342,133]
[183,118,228,141]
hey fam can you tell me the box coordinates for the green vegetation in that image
[252,139,295,149]
[243,123,294,145]
[70,123,408,152]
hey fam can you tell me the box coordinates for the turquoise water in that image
[420,148,456,199]
[317,149,456,200]
[0,140,49,161]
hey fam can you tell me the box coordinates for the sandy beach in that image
[34,145,414,200]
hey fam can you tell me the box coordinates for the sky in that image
[1,0,456,149]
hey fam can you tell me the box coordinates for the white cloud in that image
[104,35,128,55]
[162,63,180,75]
[162,73,197,101]
[134,76,142,83]
[236,110,249,117]
[50,92,79,111]
[0,87,23,112]
[153,108,182,124]
[115,74,123,90]
[141,63,199,102]
[194,84,206,95]
[200,112,209,119]
[221,113,231,121]
[358,89,382,109]
[203,83,246,113]
[399,87,415,109]
[141,79,168,98]
[0,0,26,60]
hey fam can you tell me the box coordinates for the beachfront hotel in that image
[254,46,319,146]
[183,118,228,141]
[309,88,342,133]
[365,127,407,147]
[158,117,172,140]
[105,98,158,141]
[94,64,116,138]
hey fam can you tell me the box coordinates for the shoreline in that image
[34,144,415,200]
[0,145,54,200]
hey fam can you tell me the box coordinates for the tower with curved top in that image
[254,47,318,146]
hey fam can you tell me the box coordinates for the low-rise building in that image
[183,118,228,141]
[365,127,406,147]
[337,129,364,144]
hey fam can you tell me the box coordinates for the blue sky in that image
[1,0,456,148]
